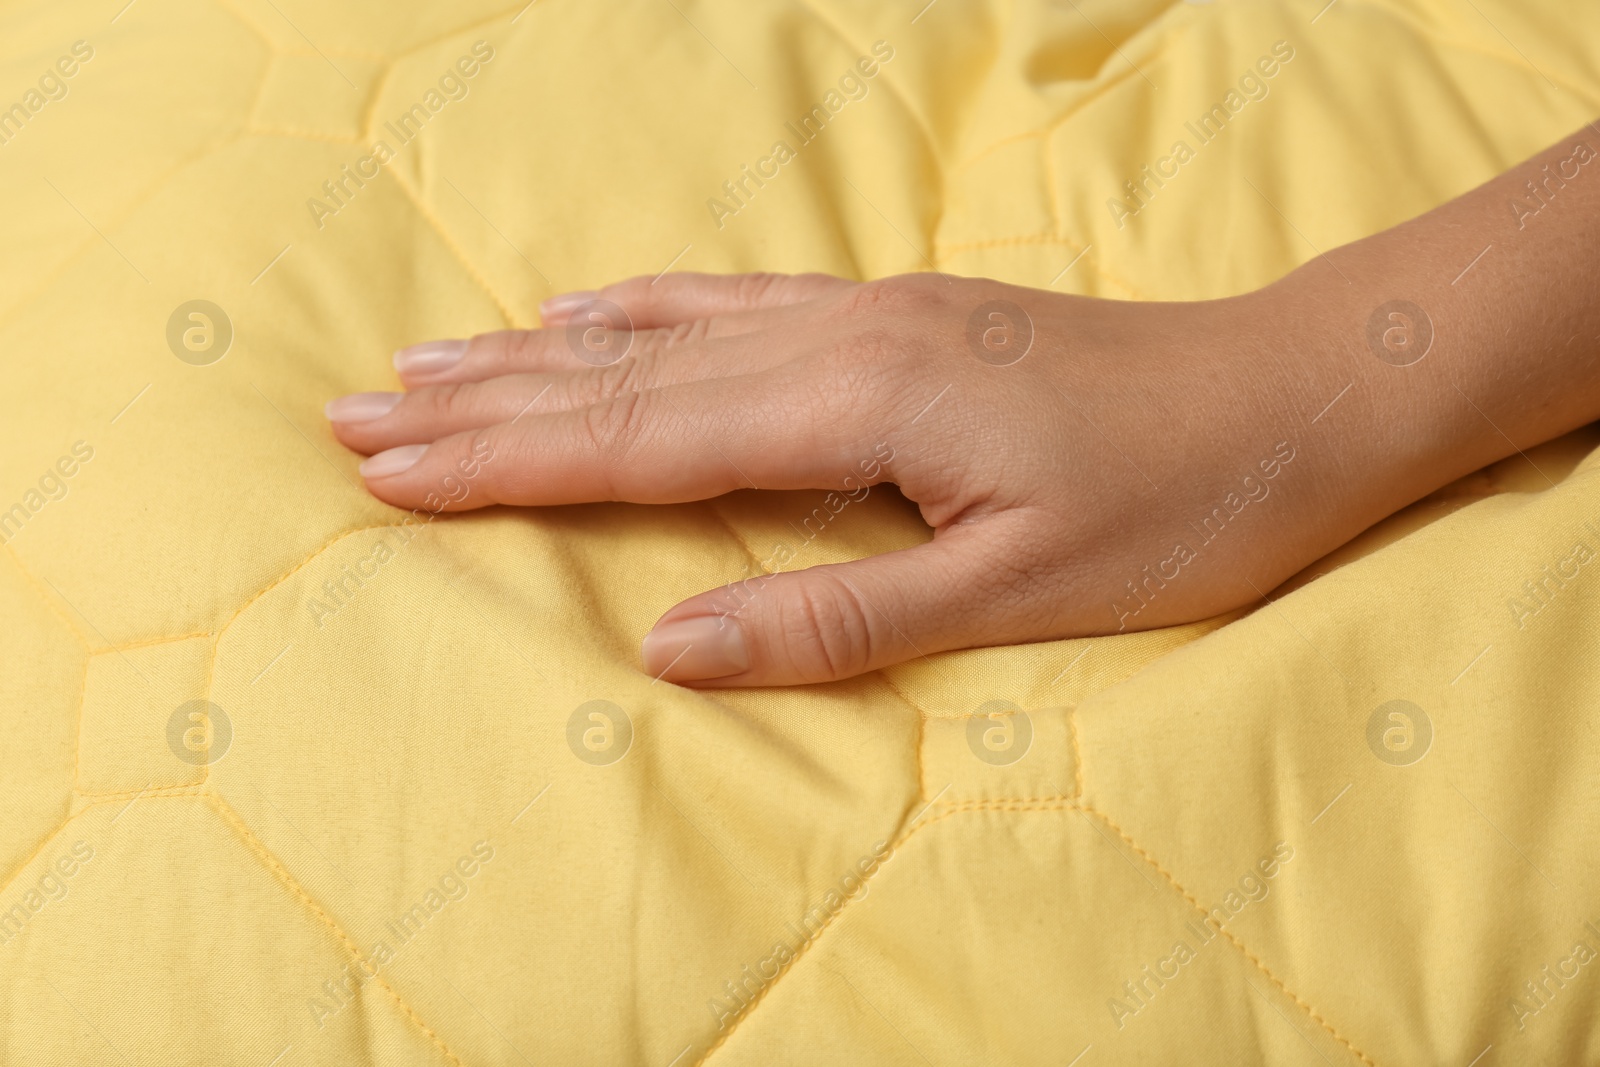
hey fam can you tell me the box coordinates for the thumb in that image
[540,271,851,328]
[640,521,1039,687]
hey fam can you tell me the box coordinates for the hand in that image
[325,271,1359,685]
[326,125,1600,687]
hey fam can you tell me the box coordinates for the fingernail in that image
[393,339,467,375]
[359,443,428,478]
[324,391,401,423]
[642,615,749,682]
[539,290,598,324]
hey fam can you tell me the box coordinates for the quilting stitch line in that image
[207,791,469,1067]
[3,789,467,1063]
[1,542,90,649]
[356,0,537,140]
[691,784,986,1067]
[1343,0,1600,110]
[387,167,524,329]
[1081,802,1380,1066]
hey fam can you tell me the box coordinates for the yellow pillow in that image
[1,0,1597,1062]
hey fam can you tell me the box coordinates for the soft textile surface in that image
[2,0,1599,1063]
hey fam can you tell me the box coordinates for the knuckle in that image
[505,328,558,369]
[464,425,519,500]
[659,318,712,349]
[775,574,876,679]
[597,276,650,314]
[840,323,900,366]
[735,271,788,308]
[814,328,911,409]
[453,431,491,480]
[838,279,892,316]
[583,358,648,403]
[839,274,938,317]
[793,271,841,295]
[578,389,649,464]
[426,380,470,419]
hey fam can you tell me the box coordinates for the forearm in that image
[1265,123,1600,526]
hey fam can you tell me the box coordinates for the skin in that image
[328,124,1600,687]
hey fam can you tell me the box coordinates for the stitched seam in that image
[201,633,220,786]
[211,0,388,62]
[697,499,766,569]
[1074,707,1376,1062]
[933,0,1197,188]
[877,675,930,719]
[1082,803,1379,1067]
[2,542,90,648]
[387,167,523,328]
[695,500,933,814]
[694,786,960,1066]
[94,787,206,801]
[696,801,1117,1065]
[1344,0,1600,109]
[923,703,1083,806]
[952,129,1046,176]
[790,0,945,247]
[74,630,223,794]
[694,501,938,924]
[1068,705,1083,798]
[0,134,243,336]
[733,785,1369,1067]
[937,703,1076,720]
[165,520,427,795]
[361,61,398,142]
[913,698,927,804]
[1041,125,1068,243]
[70,641,89,791]
[136,519,414,796]
[1041,11,1208,297]
[3,543,94,795]
[902,801,1073,833]
[1043,1,1203,242]
[1041,44,1170,239]
[874,674,933,813]
[215,521,410,638]
[76,782,205,801]
[0,798,77,903]
[939,797,1074,812]
[243,39,273,130]
[171,519,417,795]
[355,0,542,142]
[207,792,468,1067]
[386,0,536,67]
[0,790,208,903]
[91,630,215,655]
[675,506,935,1064]
[1036,3,1191,134]
[935,232,1092,253]
[792,0,942,176]
[3,788,465,1062]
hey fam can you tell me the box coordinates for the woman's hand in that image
[326,271,1352,685]
[326,126,1600,687]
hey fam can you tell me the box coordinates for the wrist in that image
[1223,273,1478,543]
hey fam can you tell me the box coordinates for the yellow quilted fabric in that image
[3,0,1599,1063]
